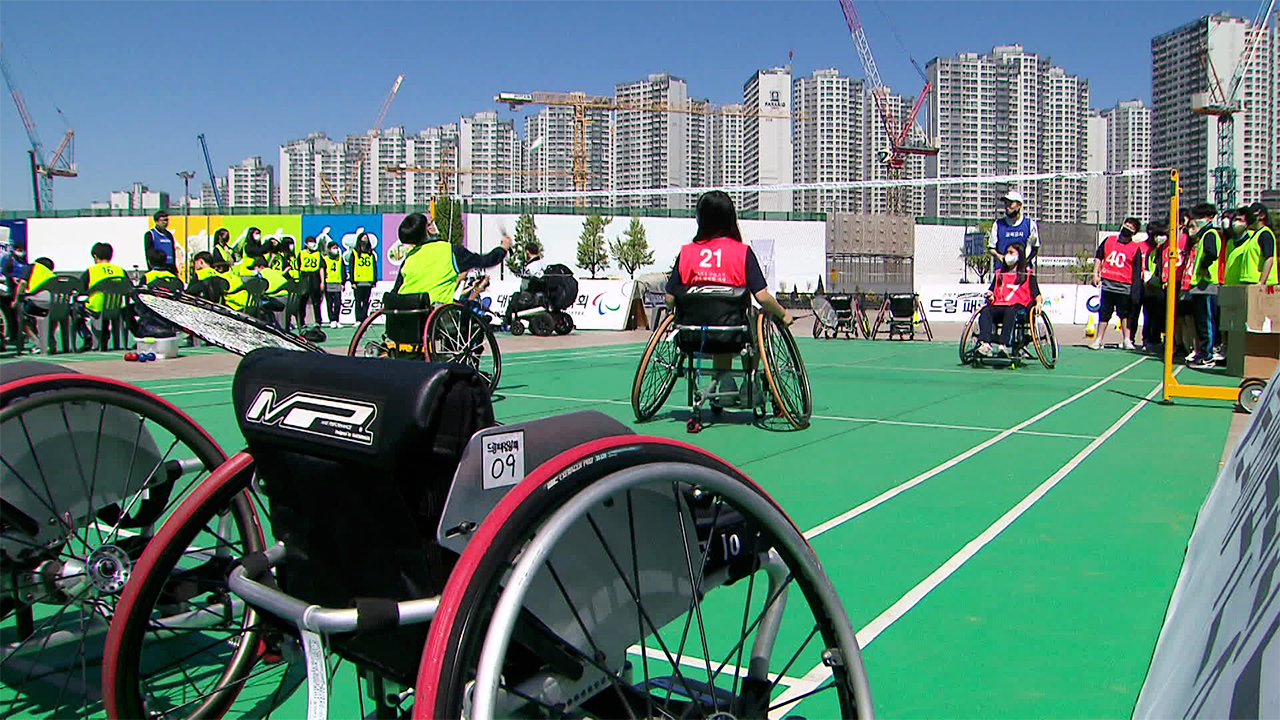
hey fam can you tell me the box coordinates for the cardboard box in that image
[1220,286,1279,378]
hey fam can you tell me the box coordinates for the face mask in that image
[306,243,317,251]
[329,249,339,257]
[13,250,25,258]
[1232,222,1247,233]
[1004,253,1019,268]
[1121,227,1135,238]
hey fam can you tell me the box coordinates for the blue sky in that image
[0,0,1265,211]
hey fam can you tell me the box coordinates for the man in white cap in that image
[986,190,1040,266]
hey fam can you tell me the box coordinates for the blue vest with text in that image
[993,216,1033,255]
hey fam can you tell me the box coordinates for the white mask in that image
[1004,252,1019,268]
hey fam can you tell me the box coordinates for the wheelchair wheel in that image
[757,314,812,430]
[425,303,502,391]
[509,318,526,336]
[553,312,574,336]
[103,453,290,720]
[855,303,872,339]
[958,310,981,365]
[631,312,681,421]
[811,320,823,339]
[0,370,228,717]
[1029,310,1058,370]
[529,313,555,337]
[347,307,385,357]
[414,437,873,720]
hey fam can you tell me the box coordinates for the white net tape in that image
[134,291,319,356]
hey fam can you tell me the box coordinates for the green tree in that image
[433,194,466,246]
[608,217,655,278]
[577,214,611,278]
[1069,248,1096,284]
[506,213,538,275]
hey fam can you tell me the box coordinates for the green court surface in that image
[2,334,1244,718]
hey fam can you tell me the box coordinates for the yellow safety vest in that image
[323,255,344,286]
[1191,228,1223,286]
[25,263,54,295]
[1223,227,1277,285]
[299,249,322,273]
[258,267,290,296]
[352,251,376,284]
[86,263,126,313]
[144,269,178,285]
[215,269,248,311]
[213,243,235,265]
[396,241,456,304]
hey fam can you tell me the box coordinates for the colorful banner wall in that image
[0,219,28,252]
[302,214,383,283]
[380,213,408,283]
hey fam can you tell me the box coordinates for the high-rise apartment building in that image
[712,105,747,207]
[280,132,345,206]
[926,45,1091,222]
[743,66,794,212]
[793,69,864,214]
[1085,110,1108,223]
[1102,100,1152,224]
[523,105,611,207]
[614,73,695,210]
[458,111,522,199]
[1151,12,1277,215]
[226,157,274,208]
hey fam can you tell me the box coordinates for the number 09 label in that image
[482,429,526,490]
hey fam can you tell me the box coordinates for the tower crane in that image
[1191,0,1276,210]
[1,44,76,212]
[197,133,225,210]
[495,91,799,205]
[836,0,937,214]
[384,164,577,200]
[344,73,405,204]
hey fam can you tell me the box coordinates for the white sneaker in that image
[976,342,994,357]
[330,321,338,329]
[1211,349,1225,363]
[1122,339,1135,350]
[1088,339,1102,350]
[1185,351,1201,364]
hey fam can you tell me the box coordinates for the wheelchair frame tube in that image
[226,543,440,634]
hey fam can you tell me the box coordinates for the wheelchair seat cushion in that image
[381,291,432,346]
[231,348,496,682]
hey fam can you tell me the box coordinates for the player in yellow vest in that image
[391,212,511,304]
[298,236,323,326]
[322,240,346,328]
[1223,203,1278,285]
[348,232,379,323]
[212,229,235,266]
[80,243,128,315]
[13,257,55,351]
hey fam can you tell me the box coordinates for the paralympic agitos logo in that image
[591,293,622,315]
[244,387,377,445]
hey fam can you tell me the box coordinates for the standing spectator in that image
[1090,217,1143,350]
[144,211,178,270]
[321,239,346,328]
[1224,202,1276,286]
[1140,221,1170,351]
[298,236,323,326]
[986,190,1041,265]
[1184,203,1224,367]
[347,232,378,323]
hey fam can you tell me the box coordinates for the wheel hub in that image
[87,544,131,594]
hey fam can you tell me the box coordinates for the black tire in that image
[553,312,574,336]
[757,313,812,430]
[1238,378,1266,414]
[510,319,526,337]
[959,310,981,365]
[1,374,228,717]
[426,303,502,391]
[812,320,823,339]
[529,313,555,337]
[631,313,682,421]
[347,307,385,357]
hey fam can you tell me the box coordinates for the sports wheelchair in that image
[958,304,1058,369]
[632,286,812,433]
[50,349,874,719]
[506,264,578,337]
[348,289,502,391]
[811,294,872,340]
[868,293,932,341]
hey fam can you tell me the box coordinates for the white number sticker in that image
[482,429,526,490]
[698,248,723,268]
[1106,250,1126,268]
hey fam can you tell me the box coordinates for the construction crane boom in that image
[344,73,405,204]
[2,43,76,211]
[372,74,405,131]
[198,134,225,210]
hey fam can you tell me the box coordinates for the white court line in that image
[770,369,1179,717]
[802,356,1147,541]
[807,361,1159,384]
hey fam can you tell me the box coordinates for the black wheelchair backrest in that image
[675,285,751,328]
[231,348,495,681]
[888,293,917,317]
[380,291,433,345]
